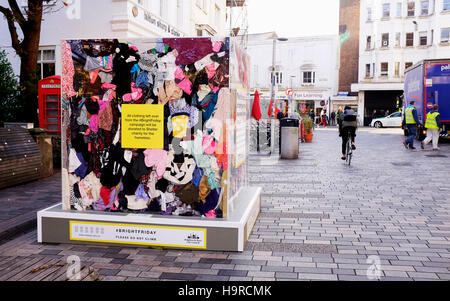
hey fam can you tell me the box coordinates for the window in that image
[273,72,283,85]
[406,32,414,46]
[419,31,428,45]
[405,62,413,71]
[380,62,389,76]
[407,1,415,16]
[366,36,372,49]
[444,0,450,11]
[367,7,372,21]
[395,62,400,76]
[36,48,55,80]
[382,33,389,47]
[365,64,371,78]
[302,71,315,84]
[395,32,401,47]
[383,3,391,18]
[441,28,450,43]
[421,1,429,15]
[397,2,402,16]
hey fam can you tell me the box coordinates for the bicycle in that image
[345,131,353,166]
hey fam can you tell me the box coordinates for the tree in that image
[0,50,20,125]
[0,0,56,124]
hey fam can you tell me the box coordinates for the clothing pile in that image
[62,38,231,218]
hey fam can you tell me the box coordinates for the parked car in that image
[370,112,402,128]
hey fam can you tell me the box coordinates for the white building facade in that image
[247,33,340,120]
[0,0,226,78]
[352,0,450,125]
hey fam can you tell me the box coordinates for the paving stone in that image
[406,272,439,279]
[275,272,298,279]
[218,269,247,277]
[97,269,120,276]
[117,270,140,277]
[298,273,338,281]
[110,258,133,265]
[195,275,230,281]
[160,272,197,280]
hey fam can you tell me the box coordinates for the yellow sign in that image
[69,221,207,249]
[121,104,164,149]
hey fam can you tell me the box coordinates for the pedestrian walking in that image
[330,110,336,126]
[318,109,327,128]
[385,109,390,117]
[402,100,422,150]
[421,104,442,151]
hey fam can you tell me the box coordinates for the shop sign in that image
[292,92,326,100]
[143,11,181,37]
[69,221,207,249]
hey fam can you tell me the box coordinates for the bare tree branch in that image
[0,5,23,55]
[7,0,26,28]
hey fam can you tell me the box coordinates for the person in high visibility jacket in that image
[402,100,422,150]
[421,104,442,151]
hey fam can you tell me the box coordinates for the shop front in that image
[330,95,359,112]
[278,91,331,123]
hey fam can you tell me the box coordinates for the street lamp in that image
[270,37,288,155]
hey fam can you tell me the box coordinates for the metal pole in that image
[257,120,260,152]
[270,38,276,155]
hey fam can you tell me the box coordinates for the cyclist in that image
[339,106,357,160]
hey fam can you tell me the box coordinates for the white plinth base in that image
[37,187,261,252]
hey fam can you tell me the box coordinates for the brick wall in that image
[338,0,360,95]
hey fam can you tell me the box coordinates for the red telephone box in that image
[38,75,61,136]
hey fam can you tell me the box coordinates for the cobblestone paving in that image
[0,127,449,281]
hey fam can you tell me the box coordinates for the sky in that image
[246,0,339,37]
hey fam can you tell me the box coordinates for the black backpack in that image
[343,110,357,122]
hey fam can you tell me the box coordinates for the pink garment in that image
[174,67,192,95]
[205,209,216,218]
[209,84,220,94]
[89,114,98,133]
[205,63,217,79]
[101,82,116,90]
[129,46,138,52]
[98,99,109,114]
[212,41,223,52]
[143,149,168,179]
[122,82,142,102]
[61,40,77,98]
[202,135,217,155]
